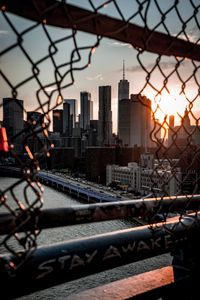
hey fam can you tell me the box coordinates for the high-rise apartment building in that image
[98,86,112,146]
[80,92,92,130]
[118,94,152,148]
[3,97,24,152]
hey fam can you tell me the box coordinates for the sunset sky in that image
[1,0,200,133]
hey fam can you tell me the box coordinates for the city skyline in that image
[1,3,200,298]
[1,73,199,135]
[1,1,200,133]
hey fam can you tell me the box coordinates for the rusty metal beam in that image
[0,194,200,234]
[1,0,200,61]
[0,194,200,235]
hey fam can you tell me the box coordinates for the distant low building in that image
[106,155,181,196]
[106,162,140,191]
[140,167,181,197]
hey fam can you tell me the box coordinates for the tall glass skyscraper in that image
[118,60,129,101]
[118,94,152,149]
[118,61,129,135]
[64,99,77,128]
[98,86,112,146]
[80,92,92,130]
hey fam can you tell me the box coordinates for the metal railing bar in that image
[0,195,199,235]
[0,213,199,299]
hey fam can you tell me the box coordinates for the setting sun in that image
[151,89,192,124]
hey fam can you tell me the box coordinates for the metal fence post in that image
[163,229,200,300]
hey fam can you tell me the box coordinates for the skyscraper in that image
[27,111,43,126]
[80,92,92,130]
[118,61,130,135]
[98,85,112,146]
[63,101,71,136]
[118,94,152,148]
[168,115,174,146]
[118,99,131,146]
[168,108,194,147]
[64,99,77,128]
[118,60,130,101]
[53,109,63,133]
[3,97,24,152]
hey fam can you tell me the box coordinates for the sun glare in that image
[151,90,189,123]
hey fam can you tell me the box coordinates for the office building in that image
[53,109,63,133]
[80,92,92,130]
[98,86,112,146]
[106,158,181,197]
[64,99,77,128]
[63,101,71,136]
[27,111,43,125]
[3,97,24,152]
[118,61,130,135]
[88,120,98,146]
[118,94,152,148]
[118,60,129,101]
[106,162,140,190]
[168,108,200,147]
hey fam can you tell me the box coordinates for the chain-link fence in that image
[0,0,200,297]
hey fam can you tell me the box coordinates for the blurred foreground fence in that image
[0,0,200,299]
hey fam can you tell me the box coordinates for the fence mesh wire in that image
[0,0,200,275]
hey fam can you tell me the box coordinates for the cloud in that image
[179,26,200,43]
[120,61,187,73]
[86,74,103,81]
[107,41,132,48]
[0,30,9,36]
[44,86,57,92]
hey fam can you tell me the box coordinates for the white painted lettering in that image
[137,241,151,252]
[85,249,98,264]
[69,255,85,270]
[58,255,71,270]
[103,246,121,261]
[121,242,137,253]
[164,235,173,249]
[151,237,162,249]
[36,259,55,279]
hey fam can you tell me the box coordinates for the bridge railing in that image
[0,197,200,299]
[0,1,200,299]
